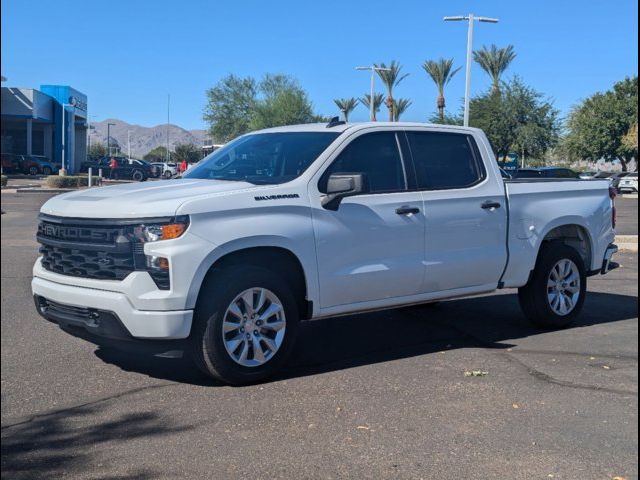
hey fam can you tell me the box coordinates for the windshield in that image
[184,132,340,184]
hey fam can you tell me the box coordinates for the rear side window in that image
[406,131,485,190]
[319,132,406,193]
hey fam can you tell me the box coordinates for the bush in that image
[1,175,7,187]
[46,176,101,189]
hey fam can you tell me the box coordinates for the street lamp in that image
[107,122,116,156]
[355,65,392,121]
[444,14,499,127]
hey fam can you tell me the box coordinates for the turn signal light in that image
[162,223,187,240]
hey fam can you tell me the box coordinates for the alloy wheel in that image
[547,259,581,316]
[221,287,286,367]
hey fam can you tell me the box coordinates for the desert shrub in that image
[46,176,101,188]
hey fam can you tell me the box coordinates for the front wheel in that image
[518,243,587,328]
[42,166,52,176]
[189,266,299,385]
[28,166,38,175]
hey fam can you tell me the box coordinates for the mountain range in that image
[90,119,209,158]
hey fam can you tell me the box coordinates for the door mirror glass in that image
[321,173,368,210]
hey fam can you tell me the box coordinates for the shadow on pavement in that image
[1,403,192,480]
[91,291,638,386]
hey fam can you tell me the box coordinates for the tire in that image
[189,265,299,385]
[28,166,38,175]
[518,243,587,329]
[164,171,172,179]
[132,170,144,182]
[42,167,52,176]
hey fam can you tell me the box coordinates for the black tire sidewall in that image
[43,167,52,176]
[132,170,144,182]
[521,243,587,328]
[190,266,299,384]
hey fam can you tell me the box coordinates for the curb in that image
[15,188,75,193]
[616,235,638,253]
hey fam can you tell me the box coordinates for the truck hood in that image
[40,179,258,218]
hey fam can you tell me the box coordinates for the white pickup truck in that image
[32,121,619,384]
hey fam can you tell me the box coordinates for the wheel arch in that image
[190,244,313,320]
[533,222,594,276]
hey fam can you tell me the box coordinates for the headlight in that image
[134,216,189,243]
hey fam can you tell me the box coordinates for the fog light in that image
[147,255,169,270]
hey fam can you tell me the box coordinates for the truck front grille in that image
[39,244,135,280]
[37,217,136,281]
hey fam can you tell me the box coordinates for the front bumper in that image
[32,276,193,339]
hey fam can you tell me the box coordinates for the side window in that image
[406,131,485,190]
[319,132,406,193]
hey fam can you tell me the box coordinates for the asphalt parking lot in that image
[1,191,638,480]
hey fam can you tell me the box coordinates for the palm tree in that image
[392,98,412,121]
[359,93,385,121]
[422,58,461,123]
[333,97,359,122]
[473,44,517,94]
[375,61,409,121]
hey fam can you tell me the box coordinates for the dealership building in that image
[1,84,88,172]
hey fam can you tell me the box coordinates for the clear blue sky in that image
[2,0,638,131]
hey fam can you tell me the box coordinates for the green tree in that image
[375,61,409,121]
[248,74,316,130]
[565,76,638,171]
[333,97,359,122]
[392,98,412,121]
[174,143,201,164]
[428,112,463,125]
[143,146,173,163]
[87,142,107,161]
[203,74,257,143]
[473,44,517,94]
[622,123,638,154]
[422,58,461,122]
[469,77,560,161]
[359,93,385,121]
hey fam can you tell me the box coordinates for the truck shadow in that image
[93,291,638,386]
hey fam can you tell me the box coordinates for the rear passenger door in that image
[404,129,508,292]
[310,130,426,310]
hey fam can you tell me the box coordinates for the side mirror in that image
[321,173,368,210]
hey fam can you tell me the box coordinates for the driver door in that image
[310,130,426,310]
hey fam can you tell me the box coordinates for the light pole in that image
[107,122,116,157]
[127,130,131,160]
[355,65,391,121]
[444,14,499,127]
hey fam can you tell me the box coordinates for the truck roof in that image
[255,122,483,135]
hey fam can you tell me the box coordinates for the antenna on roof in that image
[326,116,346,128]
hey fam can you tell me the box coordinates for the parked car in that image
[32,122,619,385]
[1,153,22,173]
[578,171,596,180]
[617,172,638,193]
[22,156,61,175]
[514,167,581,179]
[151,162,179,178]
[80,157,151,181]
[1,154,60,175]
[609,172,631,191]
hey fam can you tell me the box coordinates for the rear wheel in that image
[28,166,38,175]
[132,170,144,182]
[518,243,587,328]
[164,170,172,179]
[189,265,299,385]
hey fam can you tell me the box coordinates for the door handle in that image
[396,206,420,215]
[481,200,502,210]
